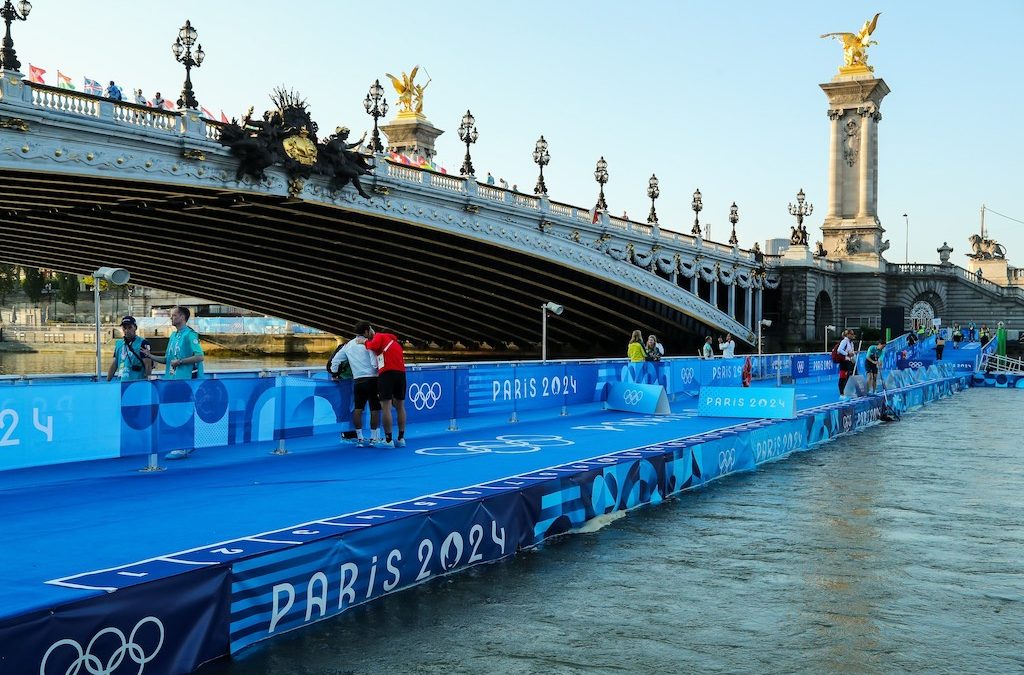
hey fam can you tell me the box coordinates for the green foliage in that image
[57,273,80,308]
[22,268,45,303]
[859,326,882,342]
[0,263,18,304]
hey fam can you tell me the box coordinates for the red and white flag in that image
[200,106,214,119]
[220,110,229,123]
[28,64,46,84]
[162,99,176,111]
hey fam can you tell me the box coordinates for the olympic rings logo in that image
[41,616,164,675]
[679,368,695,385]
[416,434,574,456]
[408,382,443,411]
[718,448,736,474]
[622,389,645,405]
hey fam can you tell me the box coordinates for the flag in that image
[162,99,176,111]
[56,71,75,90]
[200,106,214,119]
[592,208,600,224]
[220,110,229,123]
[82,77,102,95]
[28,65,46,84]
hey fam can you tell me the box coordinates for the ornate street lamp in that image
[533,135,550,195]
[363,79,388,153]
[728,201,739,246]
[0,0,32,72]
[787,188,813,245]
[646,174,660,224]
[171,19,205,109]
[691,188,703,235]
[458,109,479,176]
[594,157,609,212]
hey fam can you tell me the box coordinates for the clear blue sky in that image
[15,1,1023,266]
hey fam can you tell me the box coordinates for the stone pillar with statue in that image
[379,66,444,163]
[818,13,892,270]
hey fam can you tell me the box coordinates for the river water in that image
[188,388,1022,674]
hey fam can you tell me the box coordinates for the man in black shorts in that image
[365,327,408,448]
[329,321,381,447]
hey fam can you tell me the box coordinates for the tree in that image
[22,267,45,303]
[57,273,80,309]
[0,263,18,304]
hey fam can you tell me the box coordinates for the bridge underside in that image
[0,170,722,355]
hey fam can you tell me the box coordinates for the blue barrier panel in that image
[606,382,670,414]
[508,363,581,414]
[697,386,797,419]
[668,358,700,396]
[0,381,120,470]
[564,361,603,406]
[405,367,457,423]
[622,360,661,385]
[792,354,838,379]
[455,363,517,418]
[698,357,745,387]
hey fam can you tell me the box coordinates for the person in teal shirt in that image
[865,339,884,394]
[142,306,205,459]
[143,306,205,380]
[106,315,153,381]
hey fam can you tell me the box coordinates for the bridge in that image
[0,73,777,354]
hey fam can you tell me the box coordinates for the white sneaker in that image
[394,438,407,448]
[357,437,370,448]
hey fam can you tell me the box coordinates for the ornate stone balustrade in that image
[887,262,1024,300]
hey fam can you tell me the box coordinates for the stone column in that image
[827,109,843,218]
[690,275,698,295]
[744,286,753,329]
[754,288,763,327]
[857,109,872,218]
[710,279,719,308]
[728,283,736,318]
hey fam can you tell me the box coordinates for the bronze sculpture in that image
[821,13,881,70]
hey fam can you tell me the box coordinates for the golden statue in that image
[821,12,881,72]
[385,66,431,117]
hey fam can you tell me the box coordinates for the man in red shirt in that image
[364,327,407,447]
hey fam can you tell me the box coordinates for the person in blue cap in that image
[106,315,152,381]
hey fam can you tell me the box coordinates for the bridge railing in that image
[887,262,1024,300]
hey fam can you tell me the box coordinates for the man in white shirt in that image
[718,334,736,358]
[837,329,857,399]
[330,321,381,446]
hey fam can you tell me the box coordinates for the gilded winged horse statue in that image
[821,13,881,69]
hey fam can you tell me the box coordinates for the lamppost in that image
[903,213,909,263]
[533,135,550,195]
[758,318,772,378]
[0,0,30,72]
[728,202,739,246]
[458,110,478,176]
[363,79,388,153]
[541,301,563,362]
[691,188,703,235]
[171,19,205,109]
[824,324,836,353]
[788,188,813,245]
[646,174,660,225]
[93,267,130,379]
[594,157,609,212]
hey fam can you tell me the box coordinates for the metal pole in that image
[903,213,909,263]
[757,322,762,378]
[94,281,102,379]
[541,305,548,362]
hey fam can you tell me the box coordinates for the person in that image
[499,178,509,189]
[134,88,147,105]
[627,330,645,362]
[718,333,736,357]
[907,330,917,348]
[967,321,976,342]
[935,331,945,360]
[896,349,911,370]
[365,326,407,448]
[701,336,714,359]
[644,334,663,361]
[106,316,153,382]
[486,172,495,185]
[511,184,519,192]
[330,321,381,447]
[152,91,166,108]
[837,329,857,399]
[105,81,123,100]
[952,323,963,349]
[865,338,884,394]
[980,324,991,347]
[141,306,205,459]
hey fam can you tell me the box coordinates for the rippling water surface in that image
[196,389,1020,674]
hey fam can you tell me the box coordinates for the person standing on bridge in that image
[106,316,152,382]
[105,81,123,100]
[718,333,736,358]
[365,327,408,448]
[837,329,856,399]
[627,330,645,362]
[701,336,714,359]
[330,321,381,447]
